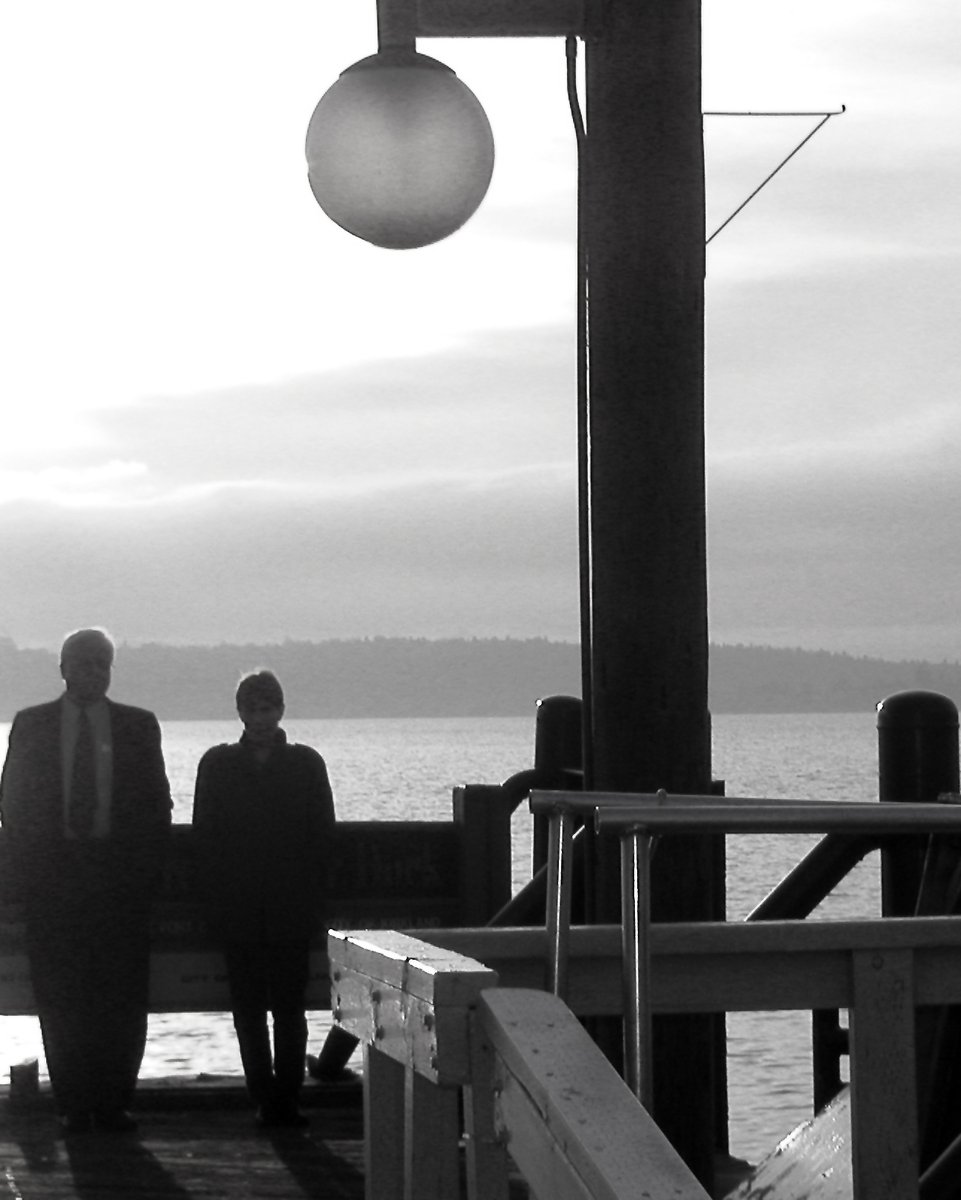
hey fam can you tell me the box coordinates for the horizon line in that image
[2,634,960,670]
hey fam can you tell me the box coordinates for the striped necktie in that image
[69,708,98,838]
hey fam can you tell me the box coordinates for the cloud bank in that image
[3,1,961,663]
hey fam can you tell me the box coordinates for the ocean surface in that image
[0,710,884,1163]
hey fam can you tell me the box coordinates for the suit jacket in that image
[0,697,172,907]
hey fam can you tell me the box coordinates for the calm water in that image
[0,710,883,1163]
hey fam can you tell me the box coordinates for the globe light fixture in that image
[305,49,495,250]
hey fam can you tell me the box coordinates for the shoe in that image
[60,1112,92,1134]
[93,1109,138,1132]
[256,1103,309,1129]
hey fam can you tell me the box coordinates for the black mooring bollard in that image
[534,694,583,777]
[532,695,583,873]
[877,689,960,917]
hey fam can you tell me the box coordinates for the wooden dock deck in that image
[0,1075,368,1200]
[0,1074,542,1199]
[0,1071,757,1198]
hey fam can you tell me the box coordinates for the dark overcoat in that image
[192,733,335,943]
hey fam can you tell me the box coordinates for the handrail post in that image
[327,930,500,1200]
[621,826,654,1110]
[546,807,575,997]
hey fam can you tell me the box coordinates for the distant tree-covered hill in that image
[0,636,959,720]
[708,644,961,714]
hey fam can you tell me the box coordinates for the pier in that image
[3,693,961,1197]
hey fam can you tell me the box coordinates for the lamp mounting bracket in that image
[377,0,588,47]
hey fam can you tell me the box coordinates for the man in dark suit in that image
[0,627,172,1133]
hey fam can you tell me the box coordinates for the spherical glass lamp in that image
[305,49,495,250]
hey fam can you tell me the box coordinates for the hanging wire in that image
[565,34,593,791]
[563,40,842,773]
[705,106,846,243]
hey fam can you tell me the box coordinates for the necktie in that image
[69,709,98,838]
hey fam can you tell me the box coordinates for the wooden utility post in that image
[584,0,715,1184]
[584,2,708,795]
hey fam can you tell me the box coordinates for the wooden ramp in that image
[723,1088,852,1200]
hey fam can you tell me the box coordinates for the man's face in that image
[238,699,284,748]
[60,639,113,704]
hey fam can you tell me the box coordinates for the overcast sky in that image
[1,1,959,661]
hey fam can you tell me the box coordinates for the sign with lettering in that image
[0,806,511,1014]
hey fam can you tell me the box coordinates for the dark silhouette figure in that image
[0,627,172,1133]
[192,670,335,1127]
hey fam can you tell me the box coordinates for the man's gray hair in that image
[60,627,116,665]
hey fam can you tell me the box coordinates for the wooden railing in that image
[0,787,515,1014]
[333,916,961,1200]
[328,928,708,1200]
[370,783,961,1200]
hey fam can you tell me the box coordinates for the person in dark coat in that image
[192,670,335,1127]
[0,627,172,1133]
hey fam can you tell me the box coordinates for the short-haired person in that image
[192,671,336,1127]
[0,628,172,1132]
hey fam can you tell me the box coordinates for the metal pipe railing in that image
[620,827,653,1109]
[593,802,961,837]
[593,796,961,1107]
[545,808,575,997]
[530,791,670,1013]
[531,789,961,1112]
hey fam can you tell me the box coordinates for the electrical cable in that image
[565,34,593,791]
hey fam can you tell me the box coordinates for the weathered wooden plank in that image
[480,988,709,1200]
[404,1066,460,1200]
[329,930,497,1085]
[7,915,961,1019]
[726,1088,853,1200]
[335,971,477,1083]
[649,949,853,1013]
[329,928,497,1007]
[849,949,918,1200]
[0,948,336,1016]
[434,915,961,959]
[426,919,961,1013]
[463,1007,512,1200]
[655,916,961,956]
[365,1044,406,1200]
